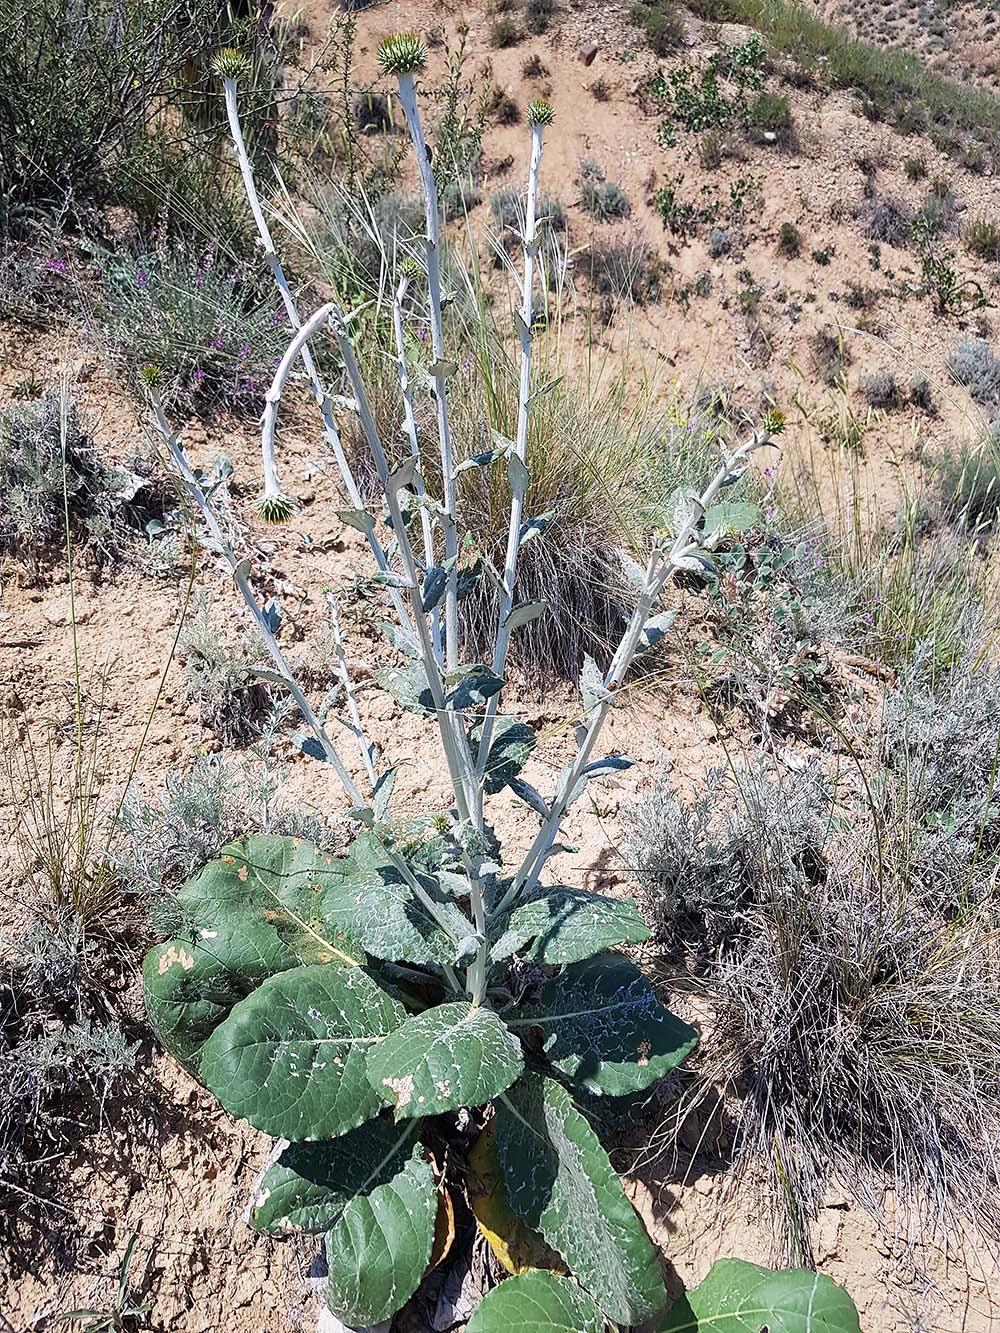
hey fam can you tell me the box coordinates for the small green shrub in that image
[488,13,522,47]
[631,0,685,54]
[858,192,913,247]
[776,221,801,257]
[747,90,794,146]
[904,154,927,181]
[180,602,276,748]
[579,161,631,221]
[948,337,1000,410]
[92,242,289,413]
[525,0,556,34]
[0,390,164,569]
[811,326,851,386]
[966,218,1000,263]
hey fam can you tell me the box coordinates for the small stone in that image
[579,42,598,66]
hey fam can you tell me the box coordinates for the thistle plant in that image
[142,40,861,1332]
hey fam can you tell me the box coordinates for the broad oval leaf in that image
[366,1001,524,1119]
[343,832,471,967]
[325,1137,436,1327]
[175,836,367,967]
[250,1115,419,1235]
[496,1074,667,1326]
[490,888,650,965]
[508,954,697,1096]
[200,963,405,1138]
[466,1271,605,1333]
[657,1259,861,1332]
[471,716,537,796]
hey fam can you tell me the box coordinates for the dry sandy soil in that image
[4,1,1000,1329]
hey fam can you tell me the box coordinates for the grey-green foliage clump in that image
[625,755,1000,1264]
[0,391,162,568]
[115,756,339,900]
[180,602,276,747]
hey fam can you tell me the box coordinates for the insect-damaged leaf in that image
[466,1271,605,1333]
[490,887,650,966]
[200,963,406,1139]
[508,953,697,1097]
[496,1074,667,1326]
[366,1001,523,1119]
[656,1259,861,1333]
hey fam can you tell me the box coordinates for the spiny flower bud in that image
[526,100,554,127]
[761,407,786,436]
[377,33,427,77]
[257,493,297,525]
[211,48,251,82]
[139,363,162,390]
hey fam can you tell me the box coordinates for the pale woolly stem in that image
[475,117,546,784]
[492,427,774,920]
[220,75,409,626]
[148,392,464,957]
[392,273,442,663]
[323,590,377,789]
[395,71,461,671]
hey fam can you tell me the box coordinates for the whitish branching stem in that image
[392,274,442,663]
[395,71,461,671]
[148,392,466,964]
[475,116,546,786]
[492,427,773,920]
[323,590,376,789]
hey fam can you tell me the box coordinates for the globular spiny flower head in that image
[377,33,427,77]
[257,493,297,525]
[139,363,162,391]
[211,48,251,82]
[526,100,555,127]
[761,407,787,437]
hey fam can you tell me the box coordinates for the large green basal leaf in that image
[509,953,697,1096]
[495,1074,667,1326]
[249,1117,437,1328]
[366,1001,524,1119]
[178,835,367,966]
[465,1271,605,1333]
[142,919,297,1075]
[200,963,405,1138]
[491,887,650,965]
[250,1115,418,1234]
[325,1139,436,1327]
[341,832,473,967]
[657,1259,862,1332]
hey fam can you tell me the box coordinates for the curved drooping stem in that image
[219,71,410,628]
[395,70,461,671]
[475,112,548,787]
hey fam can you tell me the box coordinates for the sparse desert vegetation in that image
[4,1,1000,1331]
